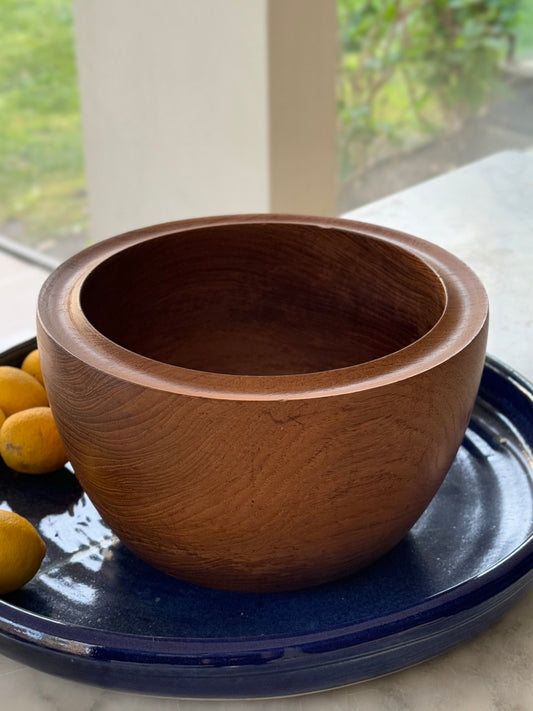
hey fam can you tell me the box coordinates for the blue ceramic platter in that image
[1,339,533,699]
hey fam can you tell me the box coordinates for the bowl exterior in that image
[37,322,487,592]
[36,214,489,592]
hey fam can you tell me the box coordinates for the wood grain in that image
[36,214,488,591]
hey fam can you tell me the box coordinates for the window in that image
[1,1,532,260]
[338,0,533,211]
[0,0,87,262]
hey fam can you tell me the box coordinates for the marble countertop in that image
[1,150,533,709]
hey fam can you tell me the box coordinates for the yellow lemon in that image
[0,365,48,416]
[0,509,46,594]
[0,408,5,429]
[21,349,44,386]
[0,407,68,474]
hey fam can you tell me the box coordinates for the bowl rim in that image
[37,214,488,401]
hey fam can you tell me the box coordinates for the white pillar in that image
[73,0,338,241]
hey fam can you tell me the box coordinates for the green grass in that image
[0,0,87,247]
[517,0,533,56]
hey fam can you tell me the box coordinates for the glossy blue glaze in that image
[1,340,533,698]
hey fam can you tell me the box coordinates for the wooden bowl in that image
[36,214,488,592]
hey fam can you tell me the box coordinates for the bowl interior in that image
[80,223,446,376]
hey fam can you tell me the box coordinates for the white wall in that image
[73,0,337,240]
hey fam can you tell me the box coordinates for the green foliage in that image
[0,0,87,244]
[516,0,533,56]
[338,0,522,178]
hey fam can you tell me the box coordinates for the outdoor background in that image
[1,0,532,261]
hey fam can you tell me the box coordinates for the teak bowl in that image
[37,214,488,592]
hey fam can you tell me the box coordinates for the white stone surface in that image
[0,251,49,352]
[2,151,533,709]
